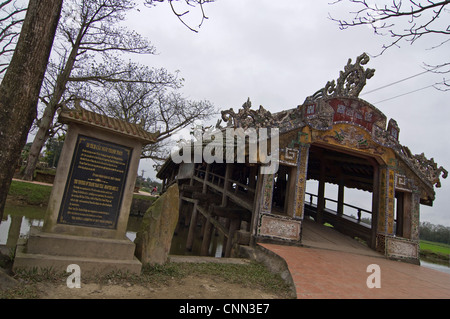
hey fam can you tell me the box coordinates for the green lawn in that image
[7,180,52,206]
[420,240,450,255]
[7,179,155,206]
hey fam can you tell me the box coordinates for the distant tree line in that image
[420,222,450,245]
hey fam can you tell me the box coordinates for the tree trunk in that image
[22,19,84,181]
[0,0,63,222]
[21,105,54,180]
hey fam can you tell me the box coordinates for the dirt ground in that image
[33,274,281,299]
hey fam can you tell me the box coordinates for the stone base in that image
[13,227,142,276]
[375,233,420,265]
[257,213,302,242]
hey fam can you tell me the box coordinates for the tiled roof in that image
[58,107,159,144]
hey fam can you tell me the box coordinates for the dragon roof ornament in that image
[306,53,375,102]
[400,146,448,189]
[221,98,276,129]
[218,54,446,192]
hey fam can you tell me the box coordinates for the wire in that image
[373,79,448,104]
[361,66,442,96]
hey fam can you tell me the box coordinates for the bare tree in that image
[22,0,158,180]
[329,0,450,89]
[0,0,216,221]
[77,59,216,163]
[144,0,215,32]
[0,0,27,76]
[0,0,63,221]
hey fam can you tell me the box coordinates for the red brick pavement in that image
[259,243,450,299]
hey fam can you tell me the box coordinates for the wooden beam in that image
[191,192,222,204]
[180,184,203,193]
[197,205,229,237]
[211,205,250,221]
[203,180,253,210]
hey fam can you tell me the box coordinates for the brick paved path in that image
[260,243,450,299]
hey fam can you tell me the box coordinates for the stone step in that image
[13,243,142,276]
[26,227,136,260]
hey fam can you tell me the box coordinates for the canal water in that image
[0,203,224,258]
[0,203,448,274]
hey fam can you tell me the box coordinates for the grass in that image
[0,261,294,299]
[420,240,450,255]
[419,240,450,265]
[7,179,156,207]
[7,180,52,206]
[96,261,294,297]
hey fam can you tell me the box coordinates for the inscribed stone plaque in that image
[258,214,301,241]
[57,135,132,229]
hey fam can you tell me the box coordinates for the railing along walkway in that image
[304,192,372,243]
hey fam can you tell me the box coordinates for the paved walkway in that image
[260,243,450,299]
[259,220,450,299]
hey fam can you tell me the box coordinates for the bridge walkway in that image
[259,220,450,298]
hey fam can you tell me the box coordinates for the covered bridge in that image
[157,53,447,263]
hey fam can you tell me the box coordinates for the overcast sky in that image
[125,1,450,226]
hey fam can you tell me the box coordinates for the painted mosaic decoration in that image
[261,173,274,214]
[293,145,309,219]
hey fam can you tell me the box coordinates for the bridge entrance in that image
[303,144,380,249]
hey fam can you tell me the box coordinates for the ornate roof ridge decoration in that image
[399,146,448,189]
[221,98,276,129]
[58,104,160,144]
[306,53,375,103]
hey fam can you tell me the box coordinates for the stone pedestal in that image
[14,227,142,275]
[13,107,158,275]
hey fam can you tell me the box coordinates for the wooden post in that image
[337,172,345,216]
[200,214,214,256]
[161,178,166,192]
[224,218,241,257]
[250,168,264,245]
[402,192,412,239]
[317,159,326,224]
[249,166,257,190]
[222,217,231,256]
[285,166,297,217]
[222,163,233,206]
[186,202,198,251]
[188,163,209,251]
[370,161,380,250]
[202,163,210,192]
[395,192,404,237]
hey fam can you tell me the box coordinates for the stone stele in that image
[134,183,179,265]
[13,107,159,275]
